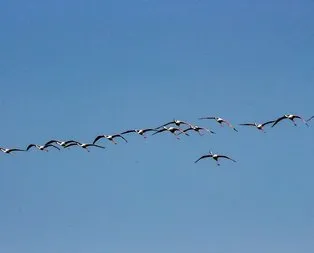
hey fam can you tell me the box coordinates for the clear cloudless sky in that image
[0,0,314,252]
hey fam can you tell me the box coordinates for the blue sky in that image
[0,0,314,252]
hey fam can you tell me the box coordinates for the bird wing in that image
[271,116,286,127]
[306,116,314,122]
[113,134,128,143]
[85,144,106,149]
[239,123,255,126]
[93,135,105,144]
[198,117,216,120]
[261,120,275,127]
[218,155,236,162]
[9,148,25,152]
[155,121,174,129]
[64,143,79,148]
[45,144,61,150]
[64,140,80,145]
[26,144,37,151]
[194,154,212,163]
[44,140,59,145]
[142,128,157,133]
[152,128,167,135]
[120,130,136,135]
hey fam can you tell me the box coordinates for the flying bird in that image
[199,116,238,132]
[271,114,309,127]
[194,150,236,166]
[44,140,79,147]
[152,126,189,139]
[64,142,105,152]
[0,147,25,154]
[178,125,216,135]
[120,128,157,138]
[156,119,193,129]
[239,120,275,132]
[26,144,60,152]
[93,134,128,145]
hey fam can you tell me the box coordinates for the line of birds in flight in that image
[1,114,313,166]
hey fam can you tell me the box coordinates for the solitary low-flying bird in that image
[44,140,79,147]
[152,126,189,139]
[0,147,25,154]
[239,120,275,132]
[156,119,193,129]
[179,125,216,135]
[26,144,60,152]
[93,134,128,145]
[120,128,157,138]
[64,142,105,152]
[194,150,236,166]
[199,116,238,132]
[271,114,309,127]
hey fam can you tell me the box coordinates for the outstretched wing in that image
[113,134,128,143]
[306,116,314,122]
[142,128,157,133]
[45,144,61,150]
[64,143,79,148]
[271,116,286,127]
[44,140,59,145]
[93,135,105,144]
[120,130,136,135]
[26,144,37,151]
[155,121,174,129]
[218,155,236,163]
[152,128,167,135]
[239,123,255,127]
[194,154,212,163]
[85,144,106,149]
[198,116,216,120]
[261,120,275,127]
[9,148,26,152]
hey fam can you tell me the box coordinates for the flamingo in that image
[0,147,25,154]
[239,120,275,132]
[152,126,189,139]
[120,128,157,138]
[93,134,128,145]
[178,125,216,136]
[26,144,60,152]
[64,142,105,152]
[199,116,238,132]
[44,140,79,147]
[271,114,309,127]
[194,150,236,166]
[156,119,193,129]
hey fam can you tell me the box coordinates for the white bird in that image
[271,114,309,127]
[239,120,275,132]
[156,119,193,129]
[93,134,128,145]
[26,144,60,152]
[152,126,189,139]
[194,150,236,166]
[120,128,157,138]
[64,142,105,152]
[44,140,79,147]
[0,147,25,154]
[199,116,238,132]
[178,125,216,135]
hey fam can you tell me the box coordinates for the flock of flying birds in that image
[1,114,313,166]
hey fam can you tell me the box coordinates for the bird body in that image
[26,144,60,151]
[239,120,275,132]
[93,134,128,145]
[156,119,193,129]
[199,116,238,132]
[64,142,105,152]
[194,151,236,166]
[121,128,157,138]
[152,126,189,139]
[45,140,79,147]
[0,147,25,154]
[272,114,308,127]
